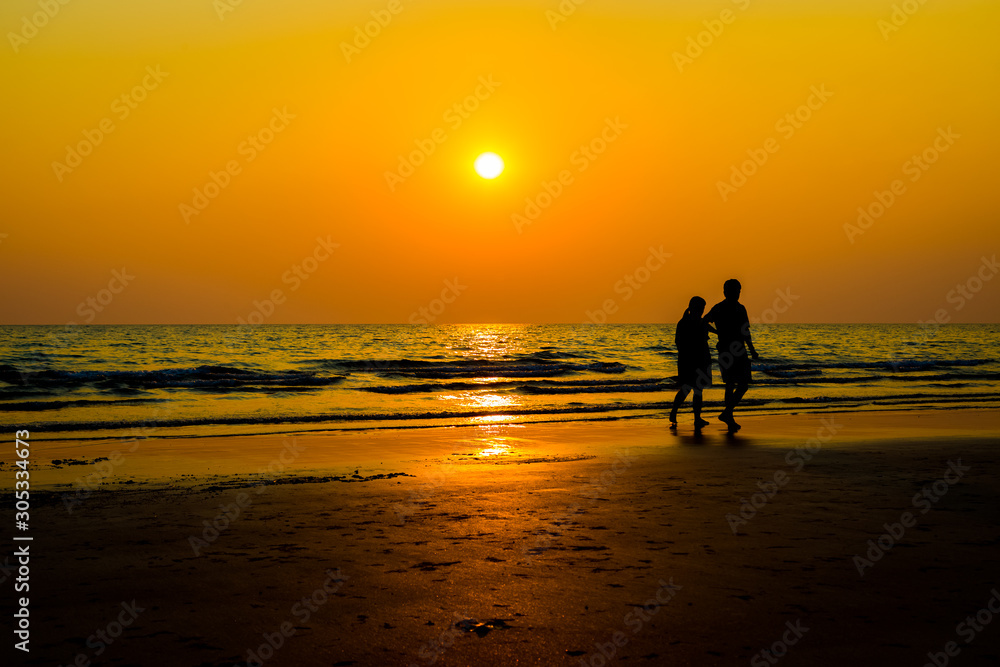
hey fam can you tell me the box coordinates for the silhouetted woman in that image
[669,296,714,430]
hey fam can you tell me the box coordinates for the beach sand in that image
[10,409,1000,666]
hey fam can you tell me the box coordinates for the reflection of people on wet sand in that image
[669,296,714,430]
[705,279,759,432]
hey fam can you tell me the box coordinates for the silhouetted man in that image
[704,279,758,432]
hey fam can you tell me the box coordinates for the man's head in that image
[723,278,742,300]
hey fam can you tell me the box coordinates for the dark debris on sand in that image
[454,618,513,638]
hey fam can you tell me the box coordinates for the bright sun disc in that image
[474,152,504,179]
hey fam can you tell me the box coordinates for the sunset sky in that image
[1,0,998,324]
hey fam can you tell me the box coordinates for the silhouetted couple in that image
[669,279,759,433]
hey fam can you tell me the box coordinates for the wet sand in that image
[8,410,1000,666]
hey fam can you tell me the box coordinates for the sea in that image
[2,324,998,442]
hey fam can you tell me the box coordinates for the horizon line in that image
[1,322,997,327]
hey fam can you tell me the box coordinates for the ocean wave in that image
[306,357,626,379]
[357,377,666,394]
[753,358,990,372]
[20,403,676,433]
[0,398,167,412]
[518,382,673,395]
[356,371,1000,396]
[358,383,463,394]
[753,371,1000,385]
[5,358,996,403]
[0,364,345,391]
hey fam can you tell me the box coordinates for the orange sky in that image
[1,0,998,324]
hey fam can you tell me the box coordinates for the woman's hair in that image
[683,296,706,319]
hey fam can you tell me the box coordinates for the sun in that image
[474,152,505,179]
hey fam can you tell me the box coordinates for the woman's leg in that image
[670,387,690,423]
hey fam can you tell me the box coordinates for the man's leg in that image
[731,382,749,410]
[722,382,736,415]
[721,381,749,431]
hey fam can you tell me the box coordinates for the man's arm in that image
[741,306,759,359]
[703,304,718,326]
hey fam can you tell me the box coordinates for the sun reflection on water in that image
[476,439,513,456]
[439,326,528,425]
[440,390,522,426]
[461,425,520,457]
[470,414,516,425]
